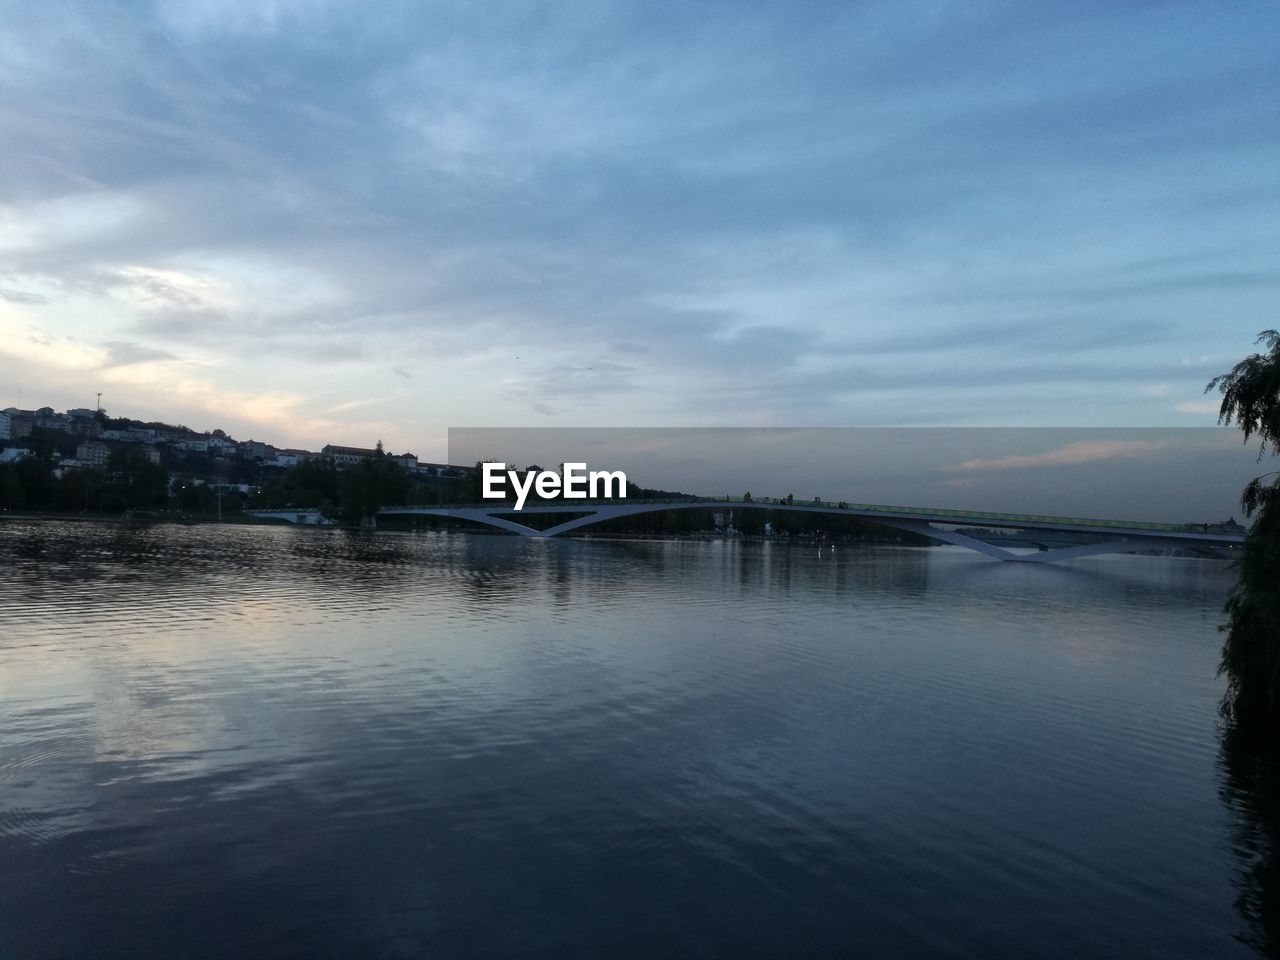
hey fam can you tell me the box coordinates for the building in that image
[189,479,255,494]
[35,409,69,430]
[2,409,34,439]
[76,441,111,467]
[101,427,158,444]
[67,415,101,438]
[320,448,424,471]
[321,444,380,465]
[414,462,469,480]
[0,447,31,465]
[0,411,9,440]
[271,449,315,468]
[240,439,278,462]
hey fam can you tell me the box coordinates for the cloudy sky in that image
[1,1,1277,458]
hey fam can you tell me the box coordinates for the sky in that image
[1,0,1277,461]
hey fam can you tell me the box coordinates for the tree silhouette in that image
[1206,330,1280,725]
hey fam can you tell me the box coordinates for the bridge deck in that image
[375,497,1244,544]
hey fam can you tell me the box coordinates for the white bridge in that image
[249,498,1245,564]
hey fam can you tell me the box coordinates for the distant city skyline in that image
[1,2,1277,456]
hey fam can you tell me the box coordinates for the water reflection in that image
[1220,724,1280,955]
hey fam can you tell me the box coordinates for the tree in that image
[105,448,169,509]
[0,466,24,509]
[53,468,97,512]
[1207,330,1280,725]
[339,456,411,525]
[14,455,55,508]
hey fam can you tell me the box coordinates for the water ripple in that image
[0,520,1251,959]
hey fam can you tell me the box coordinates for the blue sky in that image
[0,1,1276,458]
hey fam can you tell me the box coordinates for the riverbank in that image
[0,509,283,526]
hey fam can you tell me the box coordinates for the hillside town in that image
[0,403,456,475]
[0,402,469,517]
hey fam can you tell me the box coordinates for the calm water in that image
[0,521,1274,958]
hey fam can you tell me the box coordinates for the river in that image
[0,521,1272,958]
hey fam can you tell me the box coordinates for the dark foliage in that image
[1208,330,1280,457]
[1207,330,1280,725]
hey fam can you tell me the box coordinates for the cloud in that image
[157,0,340,38]
[0,288,48,304]
[109,265,237,313]
[320,395,404,415]
[0,193,146,256]
[1175,401,1221,415]
[942,440,1163,473]
[502,361,640,415]
[100,340,181,368]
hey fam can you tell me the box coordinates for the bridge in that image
[249,497,1245,564]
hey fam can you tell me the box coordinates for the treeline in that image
[0,441,466,522]
[0,448,169,513]
[254,458,468,525]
